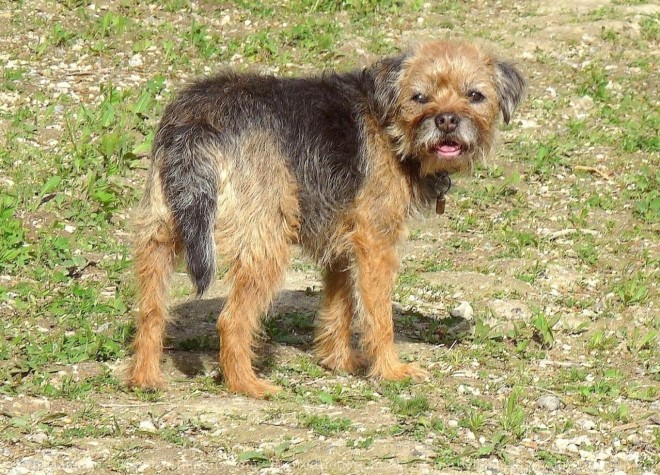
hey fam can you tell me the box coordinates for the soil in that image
[1,0,658,474]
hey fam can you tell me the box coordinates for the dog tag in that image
[436,196,446,215]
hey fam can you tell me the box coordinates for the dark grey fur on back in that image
[155,68,389,294]
[153,53,524,295]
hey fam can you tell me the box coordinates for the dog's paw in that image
[227,377,282,399]
[318,350,367,374]
[126,367,167,391]
[371,362,430,383]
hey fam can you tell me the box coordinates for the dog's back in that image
[152,71,376,292]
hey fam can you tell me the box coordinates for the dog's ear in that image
[494,61,526,124]
[367,53,407,121]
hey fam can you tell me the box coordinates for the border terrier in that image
[128,39,525,398]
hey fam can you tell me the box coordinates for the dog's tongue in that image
[437,143,461,157]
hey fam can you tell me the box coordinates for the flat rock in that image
[539,265,582,291]
[488,299,531,320]
[450,301,474,320]
[537,395,563,411]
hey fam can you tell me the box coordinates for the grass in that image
[0,0,658,473]
[298,413,353,436]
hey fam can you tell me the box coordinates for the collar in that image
[434,173,451,215]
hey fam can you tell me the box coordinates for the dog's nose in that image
[435,113,460,133]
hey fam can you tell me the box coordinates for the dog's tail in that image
[156,123,218,296]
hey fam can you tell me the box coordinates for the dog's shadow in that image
[167,289,472,379]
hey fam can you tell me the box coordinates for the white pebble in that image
[138,420,156,433]
[536,395,563,411]
[128,54,143,67]
[76,457,96,470]
[450,301,473,319]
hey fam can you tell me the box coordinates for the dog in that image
[127,39,526,398]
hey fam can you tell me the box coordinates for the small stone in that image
[573,95,594,110]
[520,119,538,129]
[10,467,30,475]
[32,432,48,444]
[138,420,156,433]
[579,449,595,461]
[582,33,596,44]
[650,399,660,412]
[536,395,563,411]
[578,418,596,430]
[488,299,531,320]
[450,301,473,320]
[137,464,150,473]
[128,54,143,67]
[76,458,96,470]
[94,322,111,333]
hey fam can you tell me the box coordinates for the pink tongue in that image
[438,144,461,157]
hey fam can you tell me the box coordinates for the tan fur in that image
[128,40,521,397]
[127,170,179,389]
[314,262,365,373]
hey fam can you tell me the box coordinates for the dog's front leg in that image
[352,232,429,383]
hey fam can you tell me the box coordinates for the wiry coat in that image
[129,40,526,397]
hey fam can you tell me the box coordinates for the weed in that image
[298,414,352,436]
[614,273,650,306]
[347,435,375,449]
[472,318,503,344]
[2,1,658,471]
[459,410,486,433]
[532,312,560,348]
[640,14,659,41]
[50,23,76,47]
[390,394,431,417]
[577,65,610,102]
[238,450,271,467]
[588,330,618,351]
[536,450,568,468]
[500,387,526,439]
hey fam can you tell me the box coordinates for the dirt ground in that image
[1,0,658,474]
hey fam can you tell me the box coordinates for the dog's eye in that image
[468,91,486,103]
[411,93,429,104]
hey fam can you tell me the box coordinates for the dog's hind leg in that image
[216,136,299,398]
[314,262,366,374]
[127,174,177,389]
[218,243,290,398]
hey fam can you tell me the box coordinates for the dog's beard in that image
[414,117,483,174]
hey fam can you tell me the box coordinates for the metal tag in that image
[436,196,446,215]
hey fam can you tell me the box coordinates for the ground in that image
[0,0,658,474]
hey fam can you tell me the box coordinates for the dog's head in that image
[370,40,526,175]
